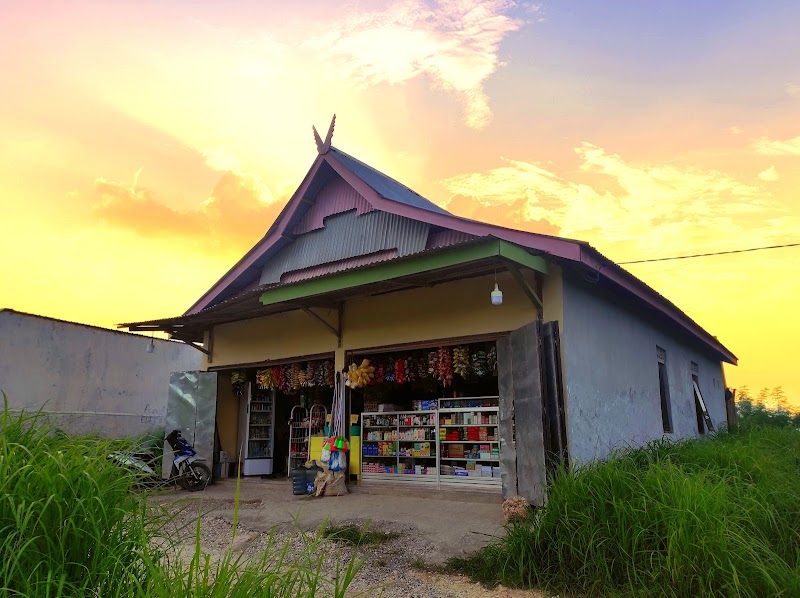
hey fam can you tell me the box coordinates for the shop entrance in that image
[235,358,336,478]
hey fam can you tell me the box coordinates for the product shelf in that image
[440,440,499,443]
[361,472,439,483]
[361,400,502,491]
[437,407,499,413]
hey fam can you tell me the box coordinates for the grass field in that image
[451,426,800,597]
[0,396,361,597]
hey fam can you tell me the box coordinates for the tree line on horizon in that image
[733,385,800,429]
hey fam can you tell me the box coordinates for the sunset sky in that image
[1,1,799,404]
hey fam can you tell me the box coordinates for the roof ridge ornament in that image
[313,114,336,154]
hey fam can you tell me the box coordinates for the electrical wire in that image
[617,243,800,265]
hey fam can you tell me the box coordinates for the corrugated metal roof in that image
[281,249,399,283]
[259,210,429,285]
[426,229,476,249]
[329,147,451,216]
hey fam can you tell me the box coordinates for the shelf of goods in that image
[361,411,439,486]
[360,396,502,491]
[437,396,501,490]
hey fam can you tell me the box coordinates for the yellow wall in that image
[342,271,536,350]
[212,307,338,368]
[215,370,241,459]
[207,269,563,366]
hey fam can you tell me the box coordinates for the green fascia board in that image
[259,239,548,306]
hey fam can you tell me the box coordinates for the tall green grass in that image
[0,395,363,597]
[452,427,800,597]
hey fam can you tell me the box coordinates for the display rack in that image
[288,405,309,474]
[288,403,327,475]
[361,411,439,486]
[437,396,501,490]
[360,397,502,491]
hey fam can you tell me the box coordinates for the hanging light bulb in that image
[146,335,155,353]
[491,283,503,305]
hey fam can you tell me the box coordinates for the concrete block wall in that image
[0,310,202,437]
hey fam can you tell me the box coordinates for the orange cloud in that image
[90,171,285,255]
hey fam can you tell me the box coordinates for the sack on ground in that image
[325,472,348,496]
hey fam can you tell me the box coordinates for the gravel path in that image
[159,497,548,598]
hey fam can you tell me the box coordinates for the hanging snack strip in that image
[394,358,406,385]
[436,347,454,386]
[487,345,498,373]
[471,350,489,377]
[404,356,416,383]
[453,346,470,378]
[255,361,337,392]
[383,356,396,383]
[256,368,274,390]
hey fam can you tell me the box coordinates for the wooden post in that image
[509,321,547,505]
[496,337,518,499]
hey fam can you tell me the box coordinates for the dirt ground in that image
[149,477,550,597]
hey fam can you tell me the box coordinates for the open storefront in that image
[347,339,503,491]
[223,338,507,494]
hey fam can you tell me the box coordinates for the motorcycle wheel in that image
[178,462,212,492]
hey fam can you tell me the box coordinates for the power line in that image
[618,243,800,265]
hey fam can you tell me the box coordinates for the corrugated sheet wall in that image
[259,210,429,285]
[292,177,374,235]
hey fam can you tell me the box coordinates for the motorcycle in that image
[107,448,162,489]
[165,429,212,492]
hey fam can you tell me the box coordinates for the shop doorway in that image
[233,358,336,478]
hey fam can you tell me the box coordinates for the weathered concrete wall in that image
[0,310,202,437]
[559,276,727,464]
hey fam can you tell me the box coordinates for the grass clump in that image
[451,427,800,597]
[0,395,363,597]
[321,522,400,547]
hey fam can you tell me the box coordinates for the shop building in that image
[123,130,737,504]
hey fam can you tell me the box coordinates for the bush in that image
[452,427,800,597]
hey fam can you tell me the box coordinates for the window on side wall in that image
[657,347,672,433]
[691,362,705,434]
